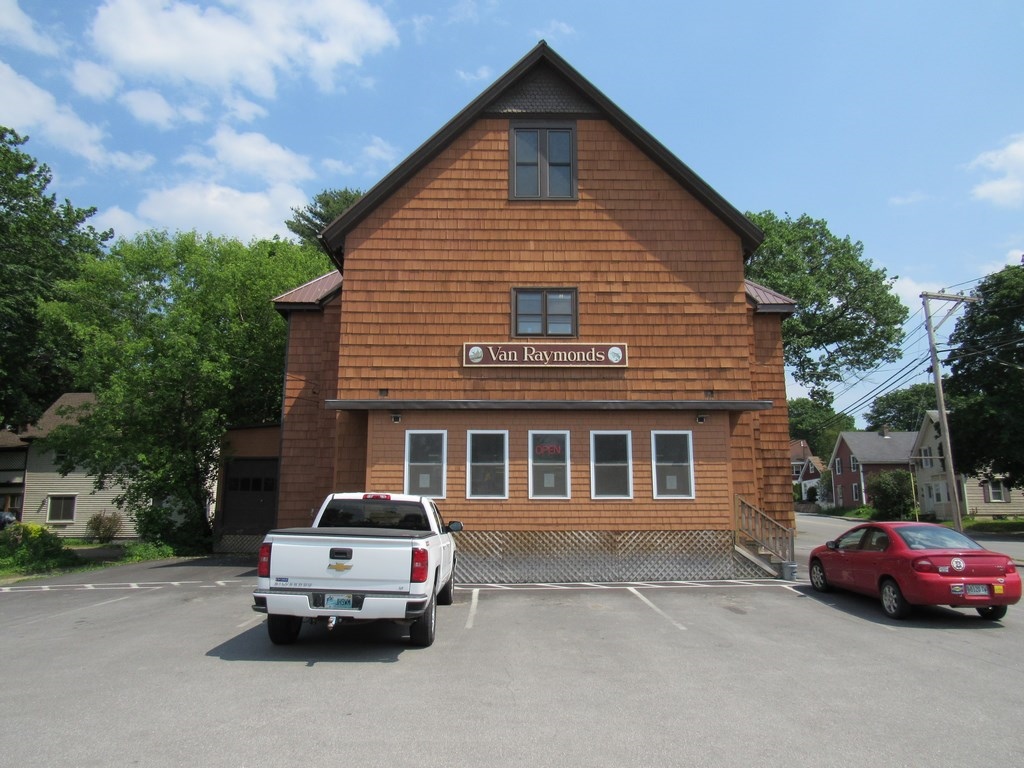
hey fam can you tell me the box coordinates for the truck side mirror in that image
[445,521,464,533]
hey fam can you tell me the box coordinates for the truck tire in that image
[267,614,302,645]
[437,562,456,606]
[409,594,436,647]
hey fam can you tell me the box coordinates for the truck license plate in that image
[325,594,353,609]
[966,584,989,596]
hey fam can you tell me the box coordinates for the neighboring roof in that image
[790,438,813,462]
[320,41,764,267]
[0,430,26,449]
[835,430,917,465]
[273,271,342,313]
[746,280,797,316]
[19,393,96,440]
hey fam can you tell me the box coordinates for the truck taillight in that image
[258,542,272,578]
[411,547,429,583]
[363,493,391,500]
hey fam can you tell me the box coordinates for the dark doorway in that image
[220,458,278,534]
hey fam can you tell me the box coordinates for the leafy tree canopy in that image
[865,469,916,520]
[863,382,937,432]
[788,397,855,458]
[746,211,908,404]
[42,231,331,550]
[945,264,1024,488]
[0,127,110,428]
[285,187,363,248]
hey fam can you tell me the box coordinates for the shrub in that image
[865,470,915,520]
[86,511,123,543]
[0,523,80,573]
[121,541,175,562]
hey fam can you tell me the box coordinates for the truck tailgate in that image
[269,531,416,593]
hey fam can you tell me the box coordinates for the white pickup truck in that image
[252,492,462,647]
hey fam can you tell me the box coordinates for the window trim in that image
[850,456,859,472]
[466,430,509,500]
[509,120,578,200]
[47,494,76,523]
[512,287,578,338]
[852,483,861,502]
[651,430,695,499]
[404,430,447,499]
[590,430,633,500]
[834,458,843,475]
[528,430,571,499]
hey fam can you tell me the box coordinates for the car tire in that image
[267,614,303,645]
[437,563,456,606]
[809,559,831,593]
[409,594,436,647]
[976,605,1008,621]
[880,578,911,620]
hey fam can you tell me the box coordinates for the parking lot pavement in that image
[3,559,1023,767]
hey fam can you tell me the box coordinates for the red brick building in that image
[270,43,795,581]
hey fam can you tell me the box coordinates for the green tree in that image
[865,469,916,520]
[945,265,1024,489]
[788,397,854,458]
[746,211,908,403]
[864,382,937,431]
[285,187,363,248]
[42,231,331,550]
[0,127,110,428]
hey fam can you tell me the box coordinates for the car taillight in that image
[1006,560,1017,574]
[258,542,272,578]
[411,547,429,583]
[912,557,936,573]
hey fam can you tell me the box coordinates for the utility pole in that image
[920,291,980,532]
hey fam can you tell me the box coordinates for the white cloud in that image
[0,60,153,171]
[203,126,315,185]
[93,205,148,240]
[531,20,576,41]
[70,60,121,100]
[89,0,398,98]
[223,94,267,123]
[0,0,60,56]
[891,275,939,314]
[969,133,1024,208]
[134,180,307,240]
[888,191,929,207]
[322,135,401,181]
[120,89,178,129]
[457,65,492,83]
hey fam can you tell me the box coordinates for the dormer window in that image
[510,121,576,199]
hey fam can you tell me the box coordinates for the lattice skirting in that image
[214,530,770,582]
[456,530,768,583]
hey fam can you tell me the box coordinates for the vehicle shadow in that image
[793,584,1012,629]
[207,619,416,664]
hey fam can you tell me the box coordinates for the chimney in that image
[880,425,890,438]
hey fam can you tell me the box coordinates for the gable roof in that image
[834,430,917,465]
[19,393,96,440]
[746,280,797,315]
[319,41,763,268]
[273,271,342,313]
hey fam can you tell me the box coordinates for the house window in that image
[47,495,76,523]
[850,456,859,471]
[591,431,632,499]
[652,431,694,498]
[513,288,577,337]
[510,121,576,199]
[405,431,447,498]
[467,431,508,499]
[852,483,861,502]
[921,447,933,468]
[987,480,1009,503]
[529,431,570,499]
[834,458,843,475]
[836,486,844,507]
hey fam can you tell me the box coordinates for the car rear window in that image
[318,500,429,531]
[894,525,984,551]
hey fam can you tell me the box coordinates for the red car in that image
[809,521,1021,620]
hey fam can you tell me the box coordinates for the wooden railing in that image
[735,495,795,564]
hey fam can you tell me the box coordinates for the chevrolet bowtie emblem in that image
[327,563,353,572]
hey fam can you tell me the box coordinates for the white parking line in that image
[465,588,480,629]
[628,587,687,631]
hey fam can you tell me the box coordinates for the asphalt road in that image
[1,535,1023,767]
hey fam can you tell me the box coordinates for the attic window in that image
[510,121,576,199]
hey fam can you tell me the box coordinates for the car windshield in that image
[894,525,985,551]
[318,500,429,531]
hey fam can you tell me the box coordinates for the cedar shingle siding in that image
[274,44,794,580]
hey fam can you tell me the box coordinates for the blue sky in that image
[2,0,1022,424]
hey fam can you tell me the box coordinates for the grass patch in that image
[962,518,1024,534]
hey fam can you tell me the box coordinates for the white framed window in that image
[591,431,632,499]
[836,486,844,507]
[852,483,861,502]
[652,431,694,499]
[834,458,843,475]
[529,431,570,499]
[850,456,859,471]
[921,447,933,468]
[988,480,1010,503]
[47,495,76,523]
[405,431,447,498]
[467,430,508,499]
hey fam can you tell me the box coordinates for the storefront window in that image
[652,431,694,498]
[405,431,446,498]
[591,431,632,499]
[529,431,570,498]
[468,431,508,499]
